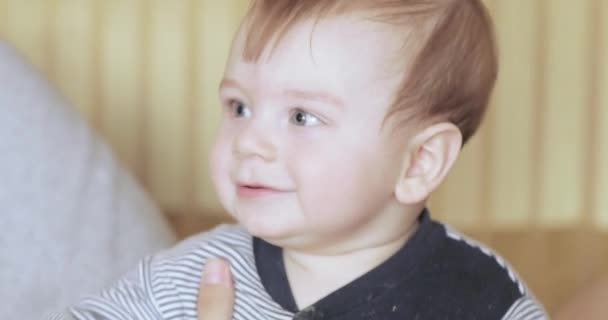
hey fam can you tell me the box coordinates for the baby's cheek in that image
[209,140,234,208]
[295,156,358,208]
[209,146,222,185]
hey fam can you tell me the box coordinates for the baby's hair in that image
[242,0,497,144]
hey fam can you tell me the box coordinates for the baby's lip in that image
[237,183,288,192]
[235,183,294,198]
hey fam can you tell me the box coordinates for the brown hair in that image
[242,0,498,144]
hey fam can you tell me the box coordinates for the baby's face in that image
[211,15,411,251]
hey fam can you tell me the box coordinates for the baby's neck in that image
[282,221,419,310]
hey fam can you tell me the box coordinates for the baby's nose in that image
[232,124,278,162]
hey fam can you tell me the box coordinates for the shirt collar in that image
[254,209,443,318]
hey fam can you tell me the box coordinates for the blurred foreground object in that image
[555,276,608,320]
[0,42,176,319]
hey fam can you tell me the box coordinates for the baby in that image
[49,0,547,319]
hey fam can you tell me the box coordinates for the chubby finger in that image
[197,258,235,320]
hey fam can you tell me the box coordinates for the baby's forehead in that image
[229,15,412,83]
[227,21,406,98]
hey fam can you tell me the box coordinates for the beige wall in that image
[1,0,607,231]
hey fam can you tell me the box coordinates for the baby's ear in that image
[394,123,462,204]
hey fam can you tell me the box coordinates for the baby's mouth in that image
[236,184,290,198]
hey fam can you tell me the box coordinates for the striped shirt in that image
[47,212,548,319]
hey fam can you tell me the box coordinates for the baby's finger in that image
[197,258,235,320]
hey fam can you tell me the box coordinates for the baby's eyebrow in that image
[283,89,345,109]
[220,78,344,109]
[219,78,244,92]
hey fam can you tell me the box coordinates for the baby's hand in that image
[197,258,235,320]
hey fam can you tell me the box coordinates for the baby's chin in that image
[238,214,291,239]
[232,211,309,248]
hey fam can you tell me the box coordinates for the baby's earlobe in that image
[394,153,431,205]
[394,175,429,205]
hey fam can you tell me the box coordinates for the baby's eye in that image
[290,109,322,127]
[229,100,252,118]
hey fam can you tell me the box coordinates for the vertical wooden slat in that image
[136,0,151,184]
[539,0,590,227]
[44,0,58,82]
[570,0,605,288]
[529,0,548,227]
[581,0,602,227]
[477,0,495,235]
[3,1,52,72]
[52,0,95,120]
[490,0,538,228]
[196,1,249,215]
[508,5,551,296]
[89,0,104,131]
[596,0,608,230]
[0,0,7,38]
[146,0,189,209]
[184,0,202,213]
[101,0,141,170]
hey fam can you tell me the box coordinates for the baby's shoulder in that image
[429,225,525,293]
[418,224,528,313]
[152,223,254,269]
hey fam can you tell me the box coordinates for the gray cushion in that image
[0,42,176,319]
